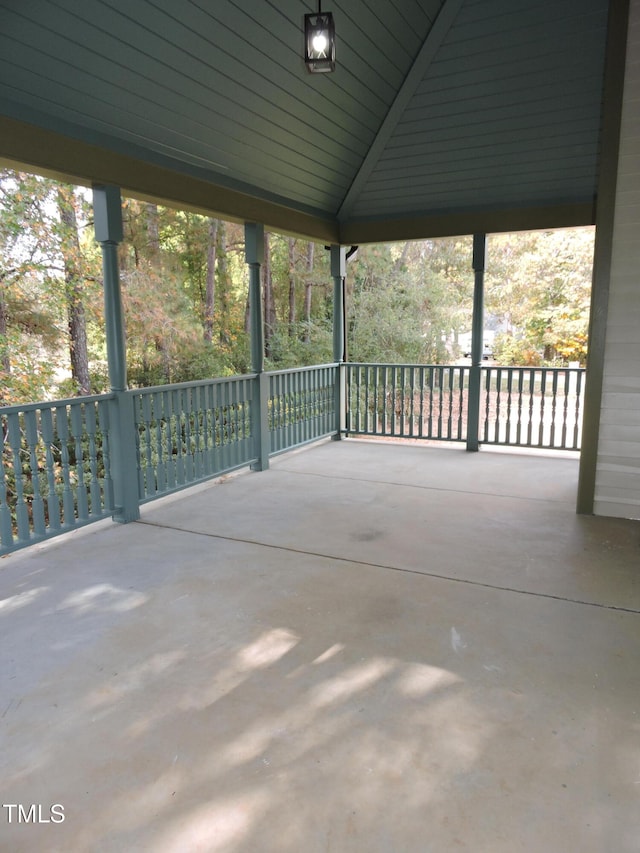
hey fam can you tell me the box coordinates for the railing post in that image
[466,233,486,452]
[92,184,140,522]
[245,223,269,470]
[330,244,346,439]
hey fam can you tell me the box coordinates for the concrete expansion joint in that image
[271,466,571,505]
[134,519,640,616]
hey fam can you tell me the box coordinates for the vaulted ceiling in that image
[0,0,612,243]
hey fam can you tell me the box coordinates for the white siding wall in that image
[594,0,640,518]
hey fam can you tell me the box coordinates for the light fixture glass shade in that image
[304,12,335,73]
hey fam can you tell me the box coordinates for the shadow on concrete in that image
[1,441,639,852]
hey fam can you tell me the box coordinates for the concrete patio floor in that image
[1,439,639,852]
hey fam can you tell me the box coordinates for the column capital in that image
[244,222,264,265]
[92,185,123,244]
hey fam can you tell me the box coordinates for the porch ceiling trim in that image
[0,114,340,243]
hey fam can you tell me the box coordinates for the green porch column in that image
[331,245,346,440]
[466,233,486,452]
[245,223,269,470]
[92,184,140,522]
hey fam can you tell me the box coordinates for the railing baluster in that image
[303,368,310,443]
[6,413,29,540]
[446,367,453,439]
[185,387,195,482]
[538,369,547,447]
[70,404,89,521]
[573,370,583,450]
[153,393,166,491]
[482,368,490,443]
[494,368,502,443]
[141,393,154,496]
[231,378,241,467]
[0,413,14,547]
[191,385,203,479]
[84,403,102,515]
[24,410,45,537]
[457,368,465,440]
[54,407,75,527]
[98,399,114,511]
[131,393,144,499]
[526,370,535,447]
[560,370,569,450]
[516,370,524,445]
[504,369,513,444]
[550,370,559,448]
[418,366,425,438]
[426,367,434,438]
[39,409,61,531]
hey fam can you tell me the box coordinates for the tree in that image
[204,218,217,343]
[56,186,91,395]
[486,229,594,365]
[0,171,103,402]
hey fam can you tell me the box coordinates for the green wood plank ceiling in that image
[0,0,610,242]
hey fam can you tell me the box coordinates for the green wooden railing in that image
[268,363,338,454]
[0,394,117,553]
[132,374,258,503]
[0,365,340,554]
[346,363,585,451]
[480,366,584,450]
[0,361,585,554]
[347,363,468,441]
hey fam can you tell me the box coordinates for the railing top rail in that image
[130,373,259,396]
[481,365,585,373]
[266,362,339,378]
[346,362,467,370]
[0,392,116,416]
[347,361,585,374]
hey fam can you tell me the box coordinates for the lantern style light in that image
[304,4,335,73]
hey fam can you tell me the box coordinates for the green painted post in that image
[92,184,140,522]
[331,245,346,439]
[245,223,269,470]
[466,233,486,452]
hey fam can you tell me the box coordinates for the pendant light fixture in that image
[304,3,336,73]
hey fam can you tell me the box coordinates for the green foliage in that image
[486,229,594,365]
[0,170,104,402]
[264,321,333,370]
[347,240,474,364]
[493,334,543,367]
[0,168,596,407]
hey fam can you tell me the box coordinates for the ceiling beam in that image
[337,0,465,222]
[339,201,596,244]
[0,115,340,243]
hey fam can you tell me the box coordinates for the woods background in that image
[0,170,595,405]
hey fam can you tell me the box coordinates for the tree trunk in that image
[0,289,9,375]
[288,238,296,335]
[392,241,410,275]
[303,241,314,343]
[0,288,10,406]
[244,289,251,335]
[263,231,275,358]
[204,218,218,343]
[217,220,231,345]
[57,187,91,396]
[145,203,160,256]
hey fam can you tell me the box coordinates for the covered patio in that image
[2,439,639,851]
[1,0,640,849]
